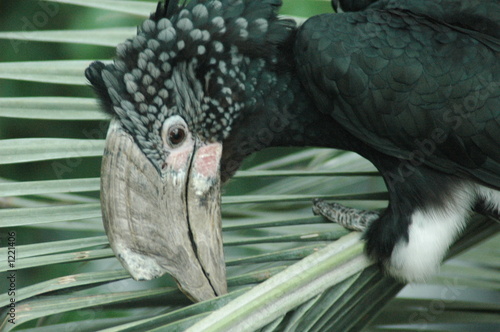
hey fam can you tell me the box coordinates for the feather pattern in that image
[296,1,500,188]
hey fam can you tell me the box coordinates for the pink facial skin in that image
[192,143,222,178]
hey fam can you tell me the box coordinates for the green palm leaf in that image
[0,97,105,120]
[0,1,498,331]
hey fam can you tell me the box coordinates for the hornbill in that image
[85,0,500,302]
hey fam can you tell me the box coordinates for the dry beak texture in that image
[101,120,226,301]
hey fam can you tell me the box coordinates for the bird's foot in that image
[312,199,379,232]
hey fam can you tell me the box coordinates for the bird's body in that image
[86,0,500,301]
[297,0,500,280]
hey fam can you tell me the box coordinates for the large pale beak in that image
[100,119,226,302]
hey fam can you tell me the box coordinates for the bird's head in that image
[85,0,295,302]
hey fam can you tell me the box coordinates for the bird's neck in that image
[220,67,352,181]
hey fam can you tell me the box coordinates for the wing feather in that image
[295,7,500,188]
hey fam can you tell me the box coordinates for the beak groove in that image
[186,142,226,296]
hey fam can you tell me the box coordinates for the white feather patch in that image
[388,184,476,282]
[476,185,500,214]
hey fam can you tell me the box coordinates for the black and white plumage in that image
[299,0,500,281]
[86,0,499,301]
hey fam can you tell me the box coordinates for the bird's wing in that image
[295,6,500,188]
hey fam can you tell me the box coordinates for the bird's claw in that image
[312,199,379,232]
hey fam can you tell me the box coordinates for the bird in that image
[85,0,500,302]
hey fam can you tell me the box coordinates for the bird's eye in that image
[162,115,190,150]
[168,127,186,147]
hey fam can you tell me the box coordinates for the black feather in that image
[85,61,115,116]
